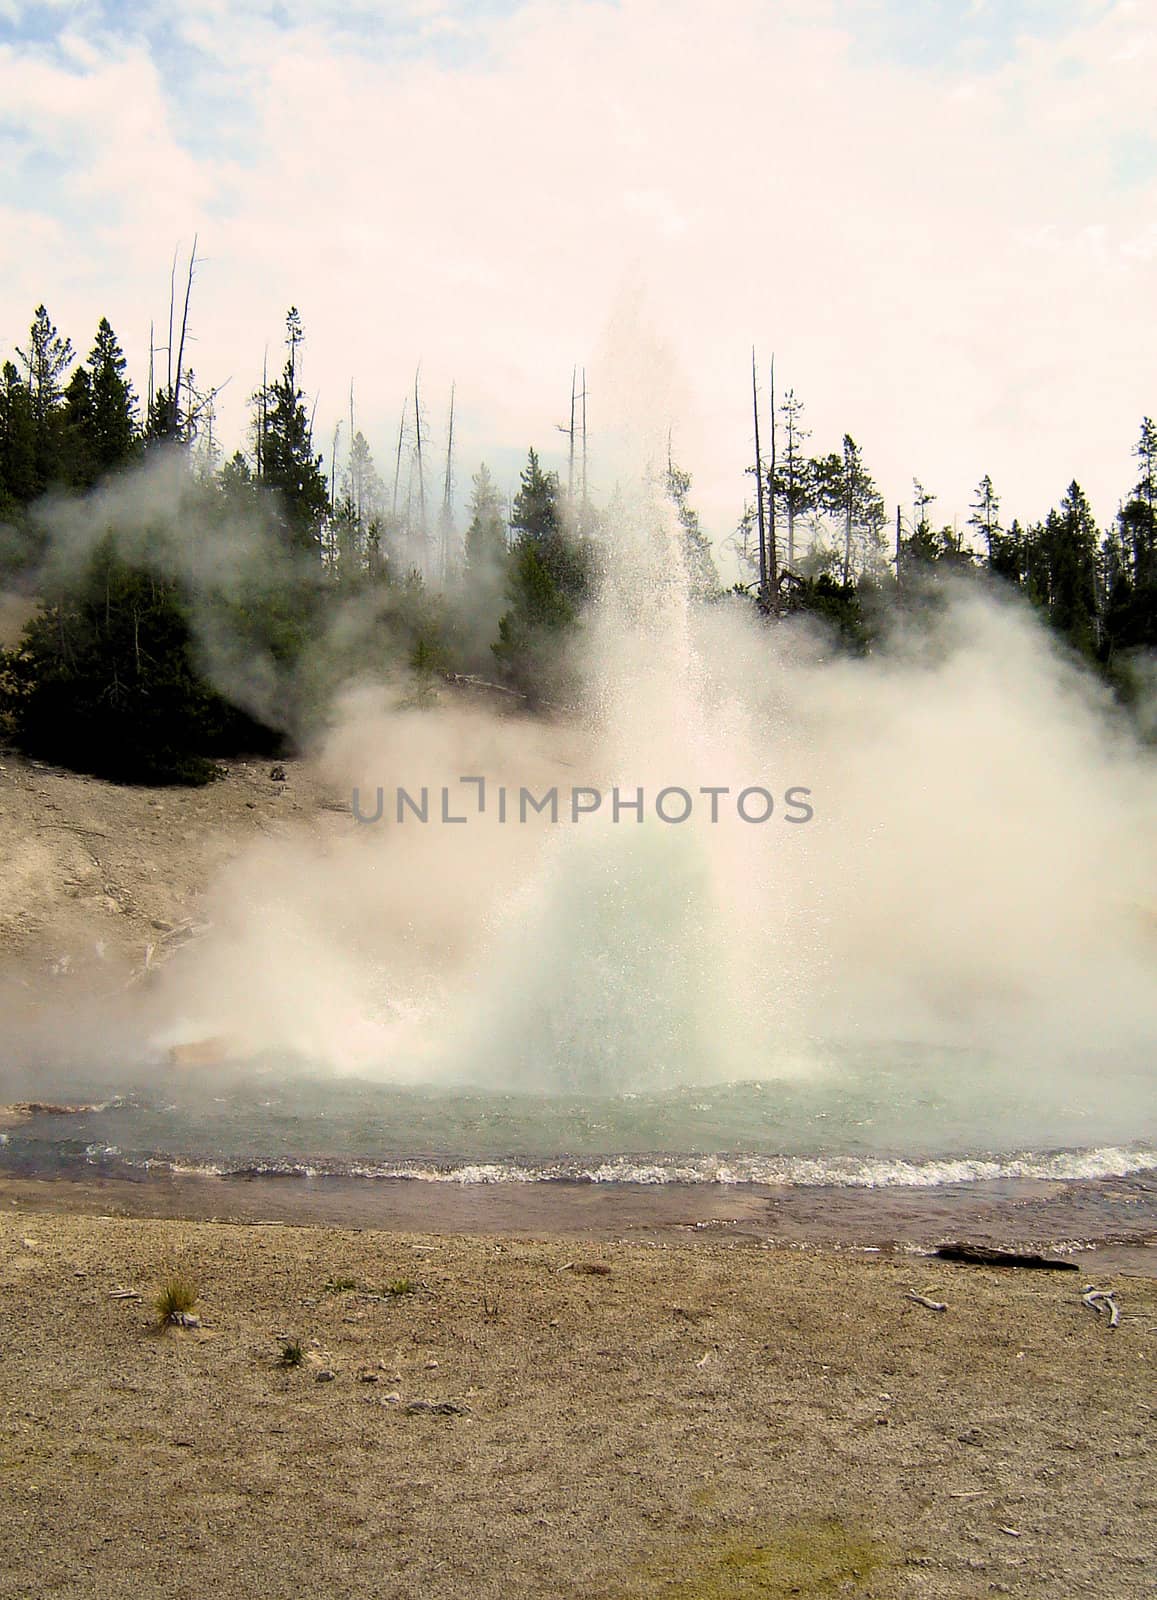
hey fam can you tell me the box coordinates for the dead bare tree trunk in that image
[166,249,176,397]
[414,367,427,570]
[842,437,854,588]
[556,368,578,505]
[567,368,576,500]
[257,349,268,478]
[441,382,456,580]
[392,396,407,519]
[752,349,767,601]
[767,355,778,608]
[580,368,588,525]
[350,382,357,520]
[171,235,197,439]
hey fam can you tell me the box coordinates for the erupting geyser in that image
[129,456,1157,1183]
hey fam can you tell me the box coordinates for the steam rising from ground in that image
[152,508,1156,1101]
[3,420,1155,1122]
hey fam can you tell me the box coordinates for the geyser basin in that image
[5,1043,1154,1189]
[5,491,1153,1232]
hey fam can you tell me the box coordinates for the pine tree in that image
[146,386,178,443]
[63,363,95,486]
[1127,417,1156,589]
[833,436,885,583]
[8,536,262,784]
[968,474,1002,560]
[775,388,810,572]
[1102,420,1157,662]
[729,503,760,588]
[0,362,38,518]
[665,457,719,600]
[16,305,73,493]
[907,478,940,565]
[464,463,507,574]
[1134,417,1156,521]
[17,305,73,421]
[220,450,255,498]
[494,447,592,698]
[1025,483,1099,657]
[86,319,138,474]
[64,319,139,487]
[348,430,384,530]
[987,517,1024,584]
[510,448,558,543]
[328,432,385,578]
[253,309,330,556]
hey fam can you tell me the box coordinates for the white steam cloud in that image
[148,498,1156,1105]
[2,384,1154,1143]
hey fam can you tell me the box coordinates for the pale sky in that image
[1,0,1155,554]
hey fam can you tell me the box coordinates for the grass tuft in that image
[386,1277,416,1297]
[154,1275,198,1328]
[278,1339,305,1369]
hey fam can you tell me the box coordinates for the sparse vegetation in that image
[624,1520,886,1599]
[320,1273,417,1298]
[153,1274,198,1328]
[277,1338,305,1368]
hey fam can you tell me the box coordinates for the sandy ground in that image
[0,1209,1153,1600]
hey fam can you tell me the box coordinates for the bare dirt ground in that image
[0,1210,1153,1600]
[1,747,1154,1597]
[0,747,339,990]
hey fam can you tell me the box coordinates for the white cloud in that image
[0,0,1154,547]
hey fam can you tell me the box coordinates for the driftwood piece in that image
[906,1290,947,1312]
[1082,1287,1121,1329]
[934,1244,1079,1272]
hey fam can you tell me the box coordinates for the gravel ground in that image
[0,1209,1153,1599]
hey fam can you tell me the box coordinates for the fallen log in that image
[1082,1287,1121,1329]
[934,1244,1079,1272]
